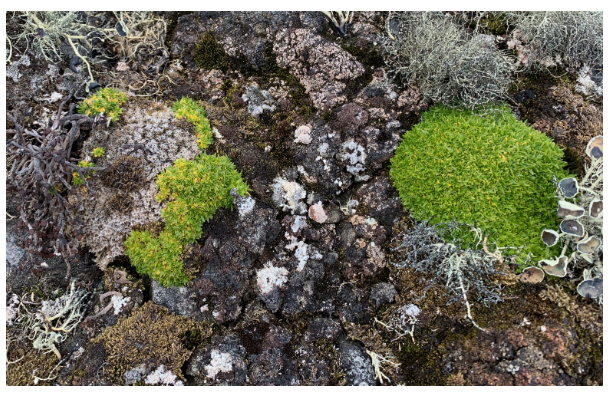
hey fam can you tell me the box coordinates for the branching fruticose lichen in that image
[391,218,514,332]
[15,281,88,359]
[384,11,514,109]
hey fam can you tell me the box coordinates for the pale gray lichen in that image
[271,176,307,214]
[256,263,290,295]
[391,218,513,331]
[384,11,513,109]
[205,350,235,379]
[16,280,88,359]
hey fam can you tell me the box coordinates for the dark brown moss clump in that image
[92,301,212,384]
[101,155,145,190]
[105,190,132,214]
[194,33,230,72]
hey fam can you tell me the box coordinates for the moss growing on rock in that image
[124,97,249,287]
[193,32,230,72]
[92,301,212,384]
[390,104,569,262]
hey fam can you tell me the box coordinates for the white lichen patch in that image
[291,215,308,233]
[111,295,131,315]
[205,350,234,379]
[294,124,312,144]
[44,91,64,103]
[257,263,290,294]
[144,365,183,386]
[286,240,310,271]
[271,177,307,214]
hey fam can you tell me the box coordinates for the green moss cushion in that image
[390,104,569,262]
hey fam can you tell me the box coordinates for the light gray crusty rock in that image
[338,338,377,386]
[273,28,365,110]
[6,231,25,269]
[79,99,202,270]
[241,84,276,117]
[150,280,201,319]
[370,282,397,308]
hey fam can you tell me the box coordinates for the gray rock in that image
[325,203,344,223]
[304,318,342,342]
[171,12,299,69]
[338,338,377,386]
[356,176,403,227]
[6,232,25,268]
[186,334,248,385]
[370,282,397,308]
[294,344,332,385]
[150,280,200,319]
[248,349,300,385]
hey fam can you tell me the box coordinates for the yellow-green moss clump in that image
[92,302,211,384]
[390,104,569,263]
[172,96,213,150]
[6,343,59,386]
[92,147,106,157]
[78,87,127,123]
[125,97,249,287]
[72,160,96,186]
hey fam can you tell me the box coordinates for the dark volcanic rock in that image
[186,334,248,385]
[338,338,377,386]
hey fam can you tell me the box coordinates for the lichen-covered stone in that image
[186,334,248,385]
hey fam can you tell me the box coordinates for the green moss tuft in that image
[172,97,214,150]
[390,104,569,263]
[78,87,127,123]
[125,98,249,287]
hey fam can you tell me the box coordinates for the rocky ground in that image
[5,11,603,386]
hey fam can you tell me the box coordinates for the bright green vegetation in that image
[125,97,248,287]
[91,147,106,157]
[390,104,569,263]
[172,97,213,150]
[78,87,127,123]
[156,155,249,241]
[72,160,96,185]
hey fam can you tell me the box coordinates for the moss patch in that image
[92,301,212,384]
[6,342,59,386]
[194,32,230,72]
[390,104,569,263]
